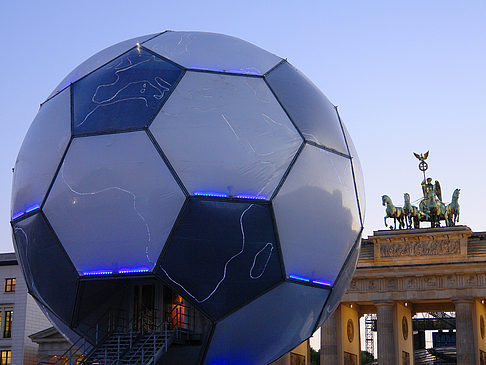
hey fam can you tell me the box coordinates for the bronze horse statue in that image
[403,193,421,229]
[446,189,460,226]
[382,195,406,230]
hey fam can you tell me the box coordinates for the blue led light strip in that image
[193,192,228,198]
[312,280,333,287]
[12,204,41,220]
[234,194,267,200]
[81,267,150,276]
[25,204,40,213]
[82,270,113,276]
[118,268,149,274]
[188,66,260,75]
[289,275,310,282]
[11,212,24,220]
[193,191,267,200]
[289,275,333,287]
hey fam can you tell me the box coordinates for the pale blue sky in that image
[1,1,486,249]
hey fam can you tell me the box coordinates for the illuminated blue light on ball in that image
[82,270,113,276]
[12,204,41,221]
[288,274,310,282]
[289,275,333,288]
[312,280,333,287]
[193,192,267,200]
[233,194,267,200]
[188,66,260,75]
[11,211,24,220]
[193,191,228,198]
[118,268,150,274]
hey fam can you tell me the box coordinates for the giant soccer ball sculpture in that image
[11,31,364,364]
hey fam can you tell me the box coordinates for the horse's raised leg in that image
[384,216,388,227]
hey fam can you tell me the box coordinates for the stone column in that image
[321,309,338,364]
[454,298,477,365]
[376,302,396,365]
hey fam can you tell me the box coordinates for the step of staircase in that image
[85,330,174,365]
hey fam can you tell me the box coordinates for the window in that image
[4,279,15,293]
[0,350,10,365]
[3,312,12,338]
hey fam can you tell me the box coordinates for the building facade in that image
[0,253,51,364]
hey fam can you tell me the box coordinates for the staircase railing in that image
[166,302,194,340]
[36,306,127,365]
[37,307,128,365]
[121,321,175,365]
[37,334,90,365]
[78,308,159,365]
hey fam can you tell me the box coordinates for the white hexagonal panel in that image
[44,131,185,274]
[343,123,365,223]
[150,71,302,200]
[144,31,282,75]
[11,88,71,220]
[273,144,361,284]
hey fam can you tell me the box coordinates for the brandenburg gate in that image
[321,226,486,364]
[321,152,486,364]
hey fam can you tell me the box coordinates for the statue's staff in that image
[414,151,429,181]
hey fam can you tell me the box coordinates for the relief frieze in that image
[379,239,460,258]
[344,273,486,296]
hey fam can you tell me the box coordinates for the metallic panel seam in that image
[145,128,189,197]
[335,106,364,226]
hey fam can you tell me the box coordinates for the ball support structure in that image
[11,31,364,364]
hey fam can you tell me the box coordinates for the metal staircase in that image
[85,324,175,365]
[39,303,194,365]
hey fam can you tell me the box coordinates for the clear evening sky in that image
[2,0,485,352]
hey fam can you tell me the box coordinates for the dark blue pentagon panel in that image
[72,47,183,135]
[47,34,159,101]
[157,199,283,320]
[12,213,78,324]
[265,61,349,155]
[204,282,329,365]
